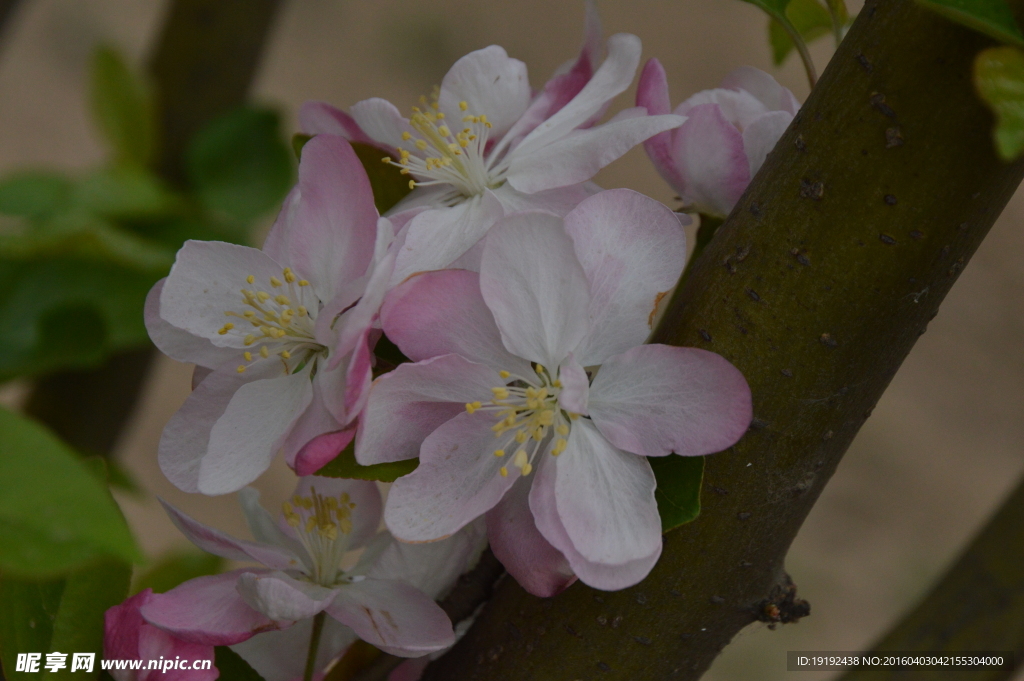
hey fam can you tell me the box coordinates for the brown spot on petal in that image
[649,291,669,328]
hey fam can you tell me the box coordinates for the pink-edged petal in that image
[159,498,304,570]
[141,570,287,646]
[505,111,684,194]
[145,279,236,368]
[283,368,345,471]
[479,211,590,369]
[675,87,768,130]
[564,189,687,365]
[674,103,750,217]
[199,367,314,494]
[299,101,379,145]
[325,579,454,657]
[437,46,531,139]
[231,617,354,681]
[742,110,792,177]
[490,181,597,217]
[588,344,752,457]
[264,135,378,301]
[236,571,336,621]
[136,619,217,681]
[292,428,355,477]
[103,590,151,670]
[350,98,417,150]
[636,58,686,194]
[287,476,383,550]
[381,269,528,372]
[720,66,800,115]
[385,412,517,542]
[557,353,589,414]
[486,475,575,597]
[530,449,661,590]
[356,354,500,464]
[389,191,503,285]
[333,246,396,368]
[341,330,374,421]
[160,240,286,347]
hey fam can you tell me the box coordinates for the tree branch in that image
[421,1,1024,678]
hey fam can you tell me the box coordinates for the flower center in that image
[218,267,326,375]
[383,91,500,199]
[282,487,357,586]
[464,363,579,478]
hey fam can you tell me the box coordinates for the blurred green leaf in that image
[650,455,704,532]
[917,0,1024,46]
[186,106,293,227]
[769,0,834,65]
[132,550,224,595]
[89,46,156,168]
[214,647,267,681]
[350,141,412,214]
[0,173,73,220]
[292,132,312,159]
[0,407,141,578]
[0,576,65,680]
[316,440,418,482]
[975,46,1024,160]
[48,559,132,681]
[73,167,176,220]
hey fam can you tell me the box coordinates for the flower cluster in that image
[116,5,793,679]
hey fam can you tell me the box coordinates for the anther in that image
[260,346,269,358]
[237,365,246,373]
[281,351,292,359]
[499,370,511,379]
[402,132,412,141]
[499,467,508,477]
[494,449,505,457]
[246,275,255,284]
[491,387,509,400]
[257,291,271,302]
[298,280,310,287]
[465,401,483,414]
[244,334,256,345]
[275,295,291,305]
[244,352,252,361]
[270,276,283,287]
[459,101,468,111]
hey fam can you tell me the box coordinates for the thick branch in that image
[838,473,1024,681]
[422,1,1024,679]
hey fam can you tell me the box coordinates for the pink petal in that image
[588,344,752,457]
[263,135,378,301]
[384,412,517,542]
[720,66,800,115]
[331,243,395,370]
[341,329,374,420]
[389,658,430,681]
[675,88,768,130]
[437,46,531,139]
[636,58,686,195]
[145,279,236,368]
[356,354,499,464]
[564,189,687,365]
[141,570,288,646]
[286,476,383,551]
[742,110,792,178]
[486,476,575,597]
[136,620,217,681]
[236,571,336,622]
[291,428,355,477]
[556,353,589,415]
[350,98,417,150]
[381,269,528,372]
[479,211,590,368]
[490,181,597,217]
[283,368,345,471]
[325,579,454,657]
[231,618,354,681]
[674,103,750,217]
[104,589,151,664]
[298,101,379,145]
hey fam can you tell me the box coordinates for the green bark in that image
[421,1,1024,678]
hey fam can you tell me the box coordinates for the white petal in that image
[438,45,531,139]
[742,110,792,177]
[490,181,598,217]
[145,279,237,368]
[236,571,336,621]
[350,98,417,149]
[237,487,309,563]
[231,616,354,681]
[720,66,800,115]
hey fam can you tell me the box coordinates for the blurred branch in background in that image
[0,0,22,43]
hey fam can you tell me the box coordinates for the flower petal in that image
[675,87,768,130]
[486,475,575,597]
[674,103,749,217]
[588,344,752,457]
[282,367,345,472]
[438,45,531,139]
[636,58,686,194]
[293,429,356,477]
[742,110,792,177]
[385,412,517,542]
[356,354,500,464]
[299,101,379,145]
[479,211,590,368]
[231,616,355,681]
[389,191,504,286]
[381,269,528,372]
[557,353,589,414]
[287,476,383,551]
[325,578,454,657]
[564,189,687,365]
[720,66,800,115]
[140,570,287,646]
[490,181,597,217]
[145,279,237,368]
[236,571,336,621]
[237,487,309,562]
[350,98,417,150]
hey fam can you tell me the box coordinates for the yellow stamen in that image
[499,466,508,477]
[246,275,255,284]
[237,365,246,373]
[494,449,505,457]
[270,276,283,287]
[499,370,511,379]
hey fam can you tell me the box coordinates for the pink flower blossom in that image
[637,60,799,217]
[146,136,395,494]
[301,5,684,283]
[357,190,752,593]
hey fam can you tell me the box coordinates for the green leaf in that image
[214,646,267,681]
[0,576,65,680]
[292,133,313,159]
[917,0,1024,47]
[316,440,419,482]
[48,559,132,681]
[0,407,141,578]
[0,173,73,220]
[650,455,705,532]
[975,46,1024,160]
[769,0,834,65]
[89,46,155,168]
[186,106,294,226]
[350,141,413,214]
[73,167,176,220]
[132,550,224,595]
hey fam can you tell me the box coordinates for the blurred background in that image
[0,1,1021,679]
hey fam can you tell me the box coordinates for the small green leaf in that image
[917,0,1024,46]
[0,407,141,578]
[187,106,294,226]
[214,647,267,681]
[73,167,176,219]
[89,46,155,168]
[292,133,313,159]
[975,46,1024,160]
[769,0,834,65]
[132,550,224,595]
[650,455,705,532]
[48,559,132,681]
[0,576,65,680]
[350,141,413,214]
[316,440,419,482]
[0,173,73,219]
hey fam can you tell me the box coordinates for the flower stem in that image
[780,21,818,89]
[303,612,326,681]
